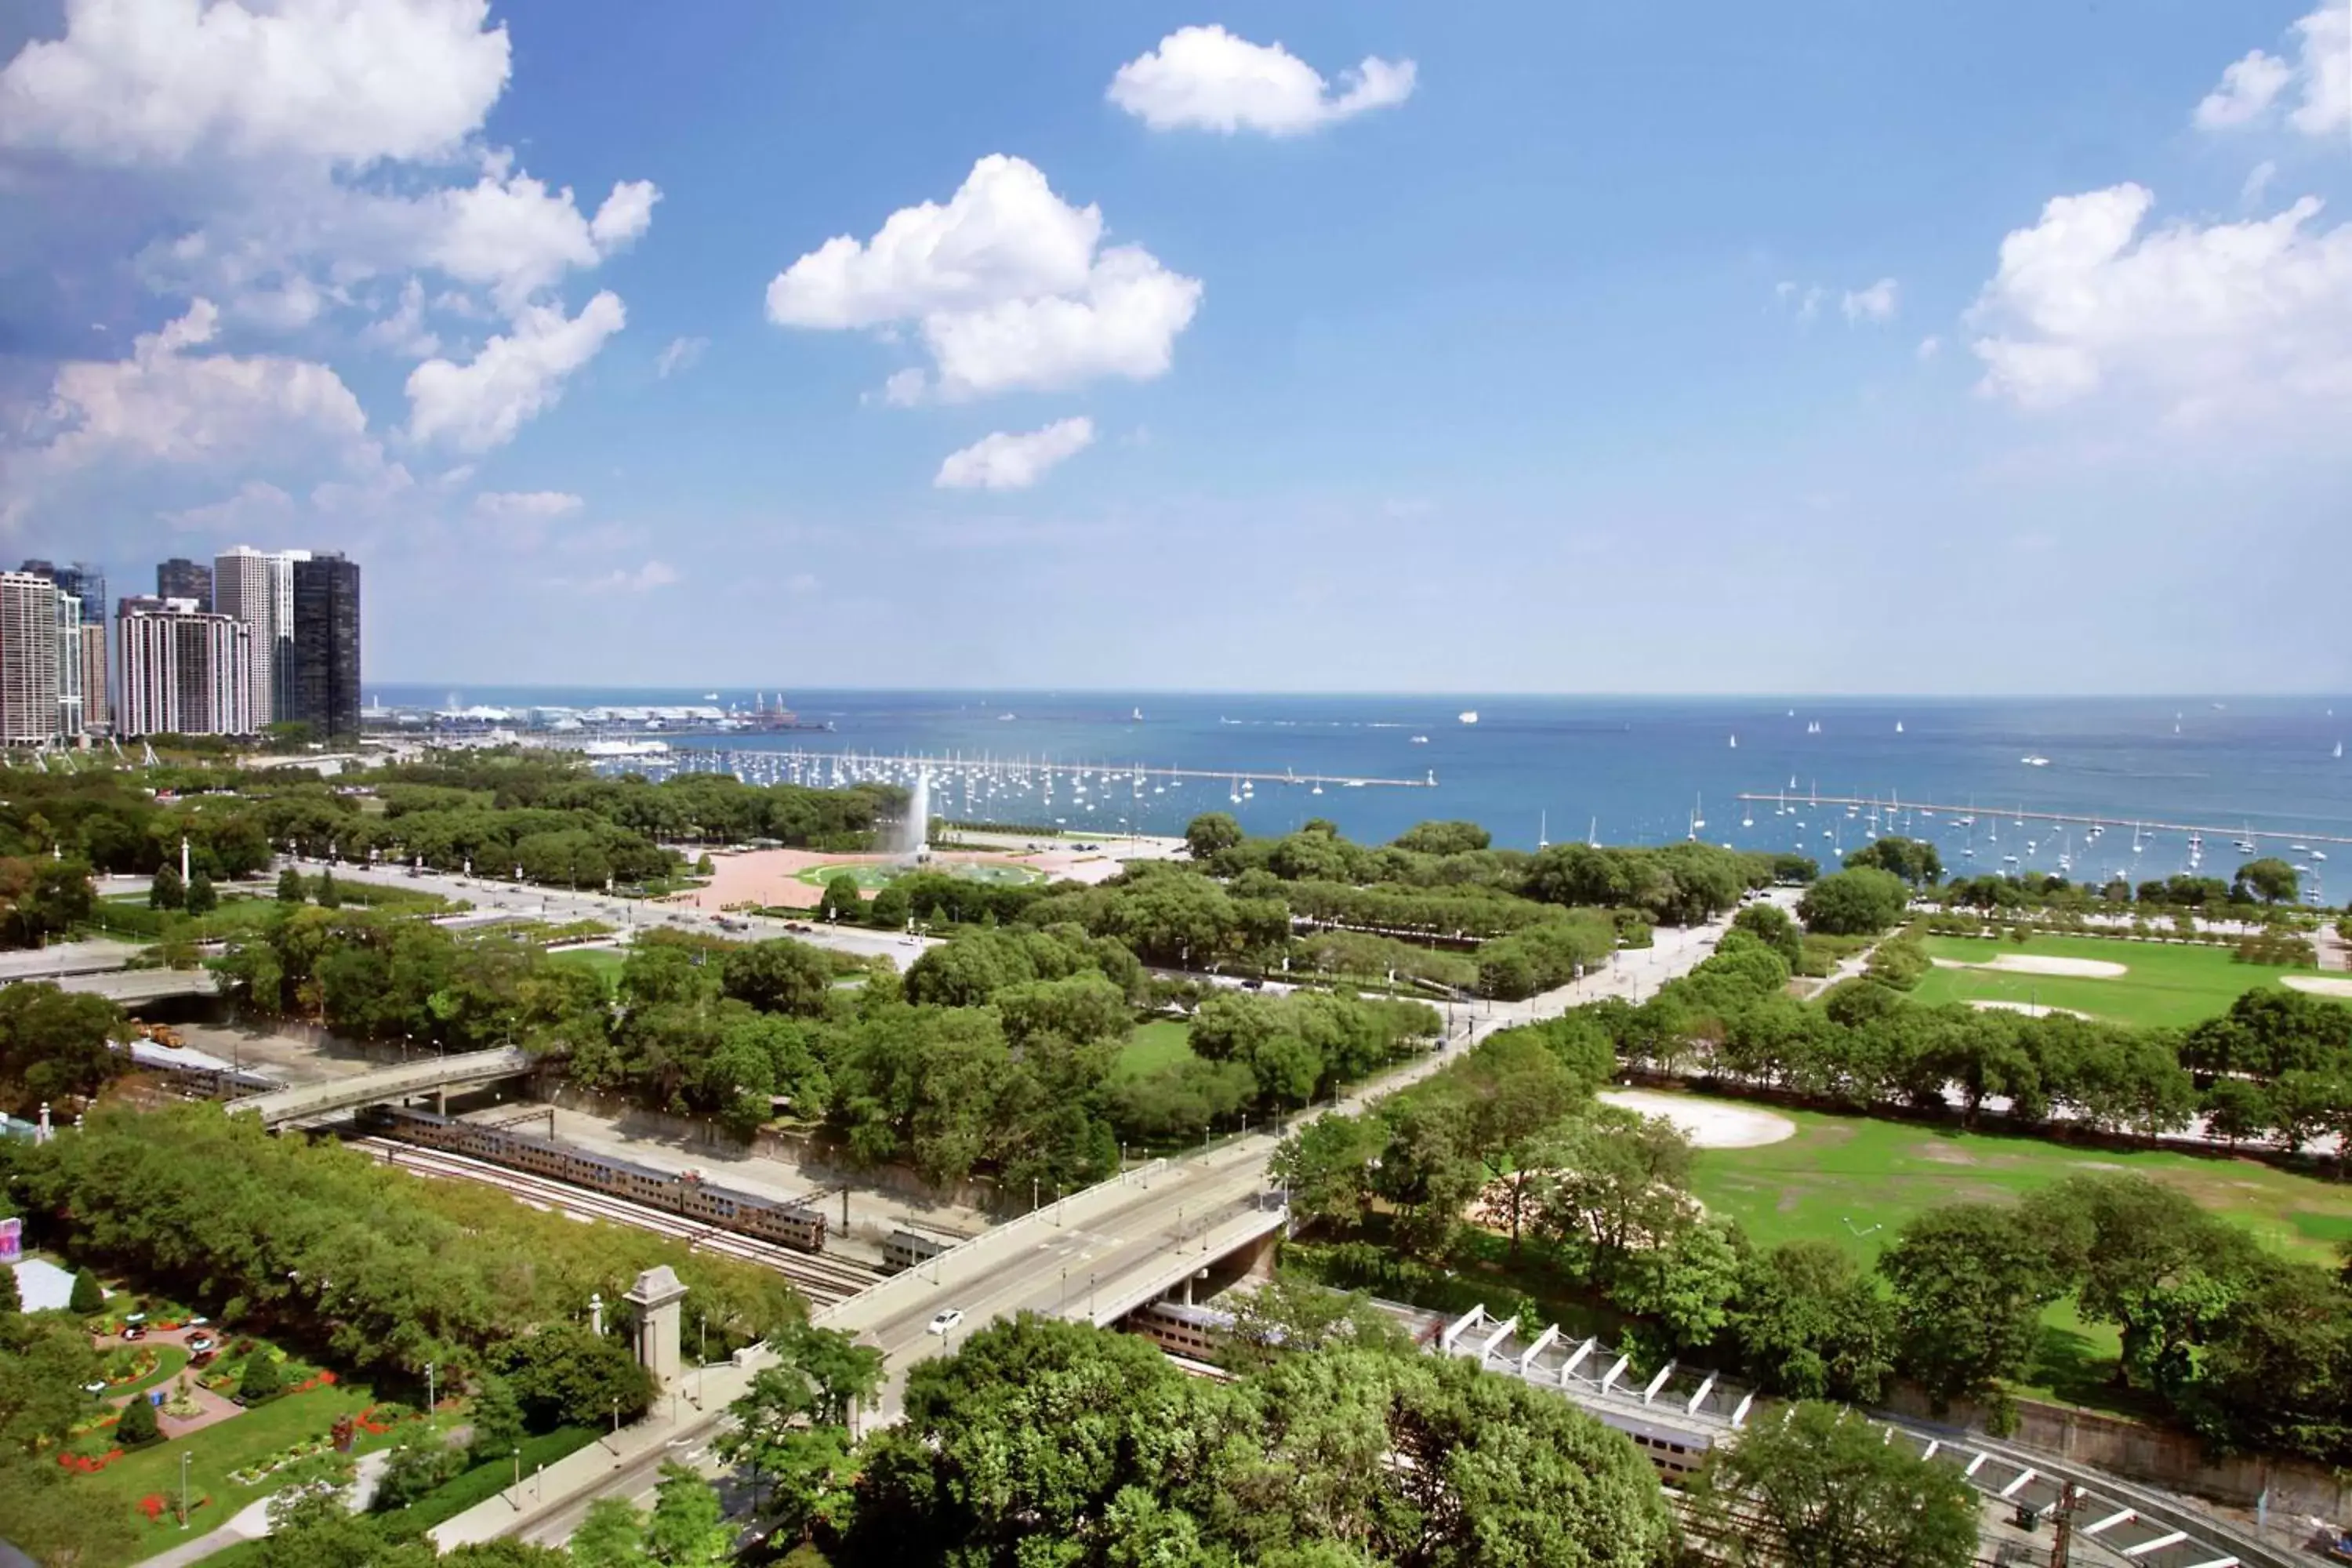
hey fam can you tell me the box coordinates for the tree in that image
[868,883,911,928]
[693,854,714,877]
[1796,868,1911,935]
[2192,1258,2352,1466]
[572,1497,652,1568]
[2234,857,2299,906]
[149,862,185,911]
[1730,902,1804,968]
[2022,1173,2263,1392]
[466,1375,526,1465]
[720,938,834,1017]
[1878,1203,2072,1424]
[1533,1105,1697,1285]
[240,1351,286,1402]
[114,1392,161,1446]
[185,869,219,916]
[1392,819,1491,855]
[69,1267,103,1315]
[1688,1400,1976,1568]
[278,866,309,903]
[1183,812,1243,862]
[643,1462,733,1566]
[498,1322,655,1429]
[1269,1112,1384,1233]
[817,874,864,924]
[0,857,96,948]
[1840,836,1944,887]
[316,867,342,909]
[1727,1241,1897,1403]
[0,1265,16,1316]
[1452,1029,1588,1254]
[844,1315,1675,1568]
[372,1430,461,1512]
[1220,1278,1411,1373]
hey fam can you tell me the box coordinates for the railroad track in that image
[354,1136,884,1306]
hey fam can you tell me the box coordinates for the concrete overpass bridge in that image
[226,1046,532,1127]
[51,967,221,1004]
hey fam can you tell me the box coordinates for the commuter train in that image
[1121,1298,1714,1482]
[368,1104,829,1254]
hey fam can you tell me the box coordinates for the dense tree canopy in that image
[844,1314,1676,1568]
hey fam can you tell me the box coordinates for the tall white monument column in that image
[623,1266,688,1391]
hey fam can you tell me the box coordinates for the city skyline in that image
[4,2,2348,695]
[0,543,361,741]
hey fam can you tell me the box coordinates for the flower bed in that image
[59,1446,125,1473]
[138,1492,213,1527]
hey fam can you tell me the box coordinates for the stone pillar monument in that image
[623,1266,688,1391]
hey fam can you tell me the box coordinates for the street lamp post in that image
[426,1361,435,1414]
[510,1445,521,1508]
[180,1450,191,1530]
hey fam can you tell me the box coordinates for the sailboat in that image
[1688,795,1707,839]
[1894,720,1904,734]
[1587,817,1600,849]
[1537,811,1549,849]
[2336,741,2344,759]
[1728,733,1738,749]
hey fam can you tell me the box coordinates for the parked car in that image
[83,1380,108,1397]
[186,1334,217,1355]
[926,1308,965,1336]
[121,1324,146,1341]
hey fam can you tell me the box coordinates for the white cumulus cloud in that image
[2194,4,2348,136]
[1968,183,2352,423]
[1841,278,1900,324]
[35,299,374,470]
[935,417,1096,491]
[1108,25,1415,135]
[407,290,626,450]
[765,154,1201,401]
[0,0,653,480]
[0,0,512,168]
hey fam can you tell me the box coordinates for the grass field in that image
[78,1377,408,1561]
[1689,1102,2352,1409]
[1904,931,2298,1027]
[547,946,628,986]
[1116,1018,1196,1080]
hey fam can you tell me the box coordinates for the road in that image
[291,858,937,972]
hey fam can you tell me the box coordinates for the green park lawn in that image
[1904,931,2299,1028]
[1690,1102,2352,1410]
[546,946,628,987]
[1116,1018,1197,1081]
[75,1375,408,1561]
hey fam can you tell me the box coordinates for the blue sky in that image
[3,0,2347,693]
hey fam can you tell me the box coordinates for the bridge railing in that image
[816,1157,1171,1331]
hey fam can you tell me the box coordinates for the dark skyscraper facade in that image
[291,554,361,739]
[157,557,212,611]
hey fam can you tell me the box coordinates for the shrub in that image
[70,1269,104,1315]
[114,1395,161,1447]
[239,1352,285,1403]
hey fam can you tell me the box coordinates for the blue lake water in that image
[373,688,2352,891]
